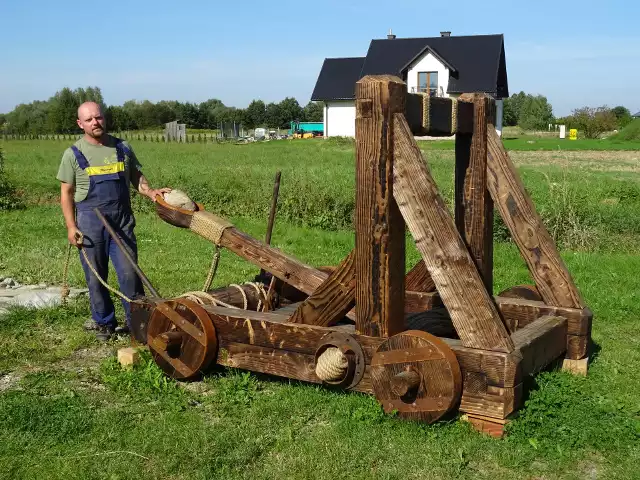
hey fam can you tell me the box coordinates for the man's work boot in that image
[115,324,130,336]
[95,324,115,342]
[83,319,99,331]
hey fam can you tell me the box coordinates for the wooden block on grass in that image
[118,347,140,367]
[562,357,589,376]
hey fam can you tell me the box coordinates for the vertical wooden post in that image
[455,93,494,293]
[355,75,406,338]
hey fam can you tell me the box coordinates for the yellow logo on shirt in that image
[86,162,125,176]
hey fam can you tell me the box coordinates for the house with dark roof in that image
[311,30,509,137]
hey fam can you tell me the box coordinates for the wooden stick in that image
[354,75,406,338]
[259,171,282,280]
[93,207,161,298]
[392,113,514,353]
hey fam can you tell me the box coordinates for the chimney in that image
[387,28,396,40]
[440,31,451,37]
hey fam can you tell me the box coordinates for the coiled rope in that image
[315,347,349,382]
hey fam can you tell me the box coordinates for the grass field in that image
[1,138,639,479]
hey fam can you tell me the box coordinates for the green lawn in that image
[0,139,639,479]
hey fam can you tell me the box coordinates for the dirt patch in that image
[0,372,21,392]
[509,151,640,172]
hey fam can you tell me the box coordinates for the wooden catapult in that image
[129,76,592,437]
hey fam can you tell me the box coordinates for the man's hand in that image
[67,226,82,246]
[146,187,172,202]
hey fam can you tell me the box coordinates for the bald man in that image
[57,102,170,341]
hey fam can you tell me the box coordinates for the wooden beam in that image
[190,215,326,296]
[392,112,514,353]
[512,315,567,377]
[203,305,519,387]
[289,250,356,326]
[405,93,474,136]
[486,128,586,309]
[355,75,406,338]
[404,261,436,292]
[455,93,494,292]
[494,297,592,336]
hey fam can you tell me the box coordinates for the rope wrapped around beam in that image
[315,347,349,382]
[189,211,234,246]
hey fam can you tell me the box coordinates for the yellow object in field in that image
[569,129,577,140]
[293,132,314,139]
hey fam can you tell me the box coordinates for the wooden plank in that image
[405,261,436,292]
[455,93,494,292]
[463,414,509,438]
[290,250,356,327]
[495,297,592,335]
[217,341,373,393]
[392,113,514,353]
[486,127,586,309]
[203,305,519,387]
[512,315,567,377]
[460,383,522,419]
[355,75,406,338]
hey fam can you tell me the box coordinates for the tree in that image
[302,101,323,122]
[502,91,553,130]
[611,106,632,128]
[518,94,554,131]
[245,100,266,129]
[277,97,303,128]
[502,91,527,126]
[47,87,80,133]
[566,106,617,139]
[264,102,282,128]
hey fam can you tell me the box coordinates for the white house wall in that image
[406,52,450,97]
[324,101,356,137]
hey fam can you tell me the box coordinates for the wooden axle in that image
[390,368,421,397]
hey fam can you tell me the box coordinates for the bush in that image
[610,119,640,141]
[566,106,617,139]
[0,148,24,210]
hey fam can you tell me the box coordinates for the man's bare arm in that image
[60,182,81,246]
[131,168,171,201]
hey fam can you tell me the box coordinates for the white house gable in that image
[406,51,449,97]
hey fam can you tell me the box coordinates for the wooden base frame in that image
[136,76,592,438]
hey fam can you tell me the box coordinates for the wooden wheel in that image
[147,298,217,379]
[498,284,542,301]
[371,330,462,423]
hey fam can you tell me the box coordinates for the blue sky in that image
[1,0,638,116]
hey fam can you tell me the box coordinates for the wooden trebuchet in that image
[392,112,514,353]
[486,127,586,310]
[140,74,592,437]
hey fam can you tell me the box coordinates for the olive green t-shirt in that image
[56,136,142,202]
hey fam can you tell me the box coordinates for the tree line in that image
[2,86,634,139]
[503,91,634,138]
[0,86,323,135]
